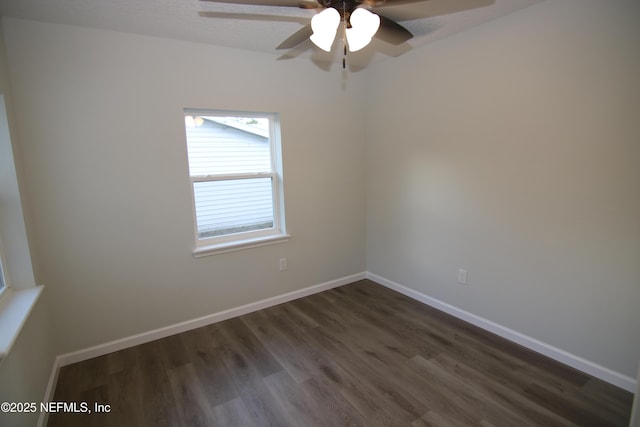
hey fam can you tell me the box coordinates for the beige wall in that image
[3,18,367,354]
[366,0,640,379]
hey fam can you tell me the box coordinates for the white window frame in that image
[0,233,9,302]
[184,109,289,257]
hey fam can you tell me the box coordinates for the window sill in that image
[0,285,44,365]
[193,233,291,258]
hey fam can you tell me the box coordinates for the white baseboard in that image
[56,272,366,368]
[37,355,61,427]
[630,361,640,427]
[366,272,637,393]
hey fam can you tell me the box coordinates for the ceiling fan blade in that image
[364,0,436,6]
[375,15,413,45]
[371,0,495,12]
[200,0,319,8]
[199,11,309,23]
[276,24,313,49]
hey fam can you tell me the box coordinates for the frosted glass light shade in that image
[346,8,380,52]
[310,8,341,51]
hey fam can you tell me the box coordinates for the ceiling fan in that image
[200,0,428,67]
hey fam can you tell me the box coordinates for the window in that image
[0,235,8,299]
[184,110,288,256]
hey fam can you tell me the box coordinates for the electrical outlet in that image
[458,269,468,285]
[279,257,287,271]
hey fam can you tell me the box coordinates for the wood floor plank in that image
[135,339,185,427]
[523,381,630,427]
[306,320,430,422]
[233,378,296,427]
[241,308,315,383]
[212,318,294,426]
[428,352,577,426]
[412,410,473,427]
[581,377,635,417]
[247,304,409,426]
[411,355,534,427]
[179,327,238,407]
[297,375,371,426]
[166,363,216,427]
[102,366,145,426]
[210,397,255,426]
[264,370,357,427]
[48,279,633,427]
[219,317,283,378]
[316,290,429,359]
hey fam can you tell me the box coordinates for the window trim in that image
[184,109,289,257]
[192,233,290,257]
[0,93,44,365]
[0,234,10,302]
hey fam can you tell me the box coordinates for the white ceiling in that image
[0,0,542,69]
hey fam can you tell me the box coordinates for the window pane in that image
[193,178,274,238]
[185,116,271,176]
[0,260,5,291]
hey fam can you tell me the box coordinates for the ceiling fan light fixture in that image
[345,27,372,52]
[310,32,335,52]
[346,8,380,52]
[310,7,341,51]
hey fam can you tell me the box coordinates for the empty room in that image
[0,0,638,426]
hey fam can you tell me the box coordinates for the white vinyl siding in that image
[186,120,271,176]
[184,110,287,255]
[193,178,274,237]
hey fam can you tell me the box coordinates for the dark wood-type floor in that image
[48,280,633,426]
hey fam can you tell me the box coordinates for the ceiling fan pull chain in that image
[343,41,346,69]
[342,1,347,69]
